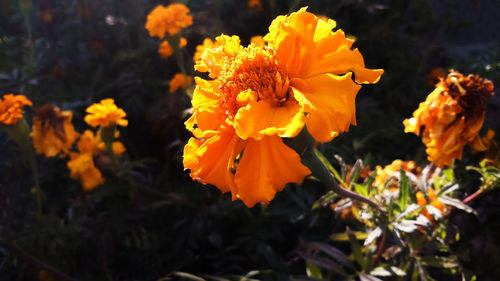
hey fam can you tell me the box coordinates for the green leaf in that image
[306,261,323,279]
[330,231,368,241]
[309,242,355,270]
[349,159,363,185]
[313,149,342,182]
[439,195,478,215]
[354,183,369,197]
[370,266,407,277]
[364,227,382,246]
[399,170,410,210]
[420,256,460,269]
[312,190,339,210]
[346,226,365,268]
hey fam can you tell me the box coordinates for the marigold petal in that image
[233,100,305,140]
[234,135,311,207]
[291,73,361,142]
[183,127,245,195]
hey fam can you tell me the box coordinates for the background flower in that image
[84,98,128,128]
[0,94,32,125]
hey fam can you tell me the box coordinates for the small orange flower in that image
[169,73,192,93]
[31,104,80,158]
[416,189,445,223]
[0,94,32,125]
[84,98,128,128]
[67,130,125,191]
[145,3,193,39]
[404,70,494,167]
[158,37,188,59]
[184,8,383,207]
[248,0,262,11]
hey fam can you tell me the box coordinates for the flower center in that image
[219,45,290,117]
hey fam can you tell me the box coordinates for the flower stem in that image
[463,188,485,204]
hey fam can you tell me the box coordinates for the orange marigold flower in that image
[169,73,193,93]
[183,8,383,207]
[84,98,128,128]
[193,38,220,63]
[248,0,262,11]
[145,3,193,39]
[404,70,494,167]
[68,130,125,191]
[250,35,265,47]
[416,189,445,224]
[0,94,32,125]
[158,37,188,59]
[31,104,80,158]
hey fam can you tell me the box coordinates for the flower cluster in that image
[84,98,128,128]
[183,8,383,207]
[145,3,193,39]
[404,70,494,167]
[31,104,80,158]
[0,94,32,125]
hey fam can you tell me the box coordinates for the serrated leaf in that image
[399,170,410,210]
[370,266,407,277]
[364,227,383,246]
[439,195,478,215]
[312,190,339,210]
[308,242,355,270]
[393,220,418,233]
[349,159,363,185]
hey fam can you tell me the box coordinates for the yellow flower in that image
[158,37,187,59]
[250,35,265,47]
[193,38,220,63]
[84,98,128,128]
[169,73,193,93]
[31,104,80,158]
[404,70,494,167]
[0,94,32,125]
[145,3,193,39]
[67,130,125,191]
[184,8,383,207]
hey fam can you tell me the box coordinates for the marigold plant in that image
[0,94,32,125]
[31,104,80,158]
[193,38,220,63]
[84,98,128,128]
[67,130,125,191]
[183,8,383,207]
[145,3,193,39]
[404,70,494,167]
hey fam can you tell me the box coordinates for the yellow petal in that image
[291,73,361,143]
[234,135,311,207]
[233,100,305,140]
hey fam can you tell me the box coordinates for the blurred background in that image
[1,0,499,280]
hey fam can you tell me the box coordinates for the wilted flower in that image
[183,8,383,207]
[145,3,193,39]
[84,98,128,128]
[31,104,80,158]
[404,70,494,167]
[158,37,187,59]
[0,94,32,125]
[374,160,420,190]
[67,130,125,191]
[169,73,192,93]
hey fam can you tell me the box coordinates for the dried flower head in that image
[84,98,128,128]
[31,104,80,157]
[0,94,32,125]
[404,70,494,167]
[184,8,383,207]
[145,3,193,39]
